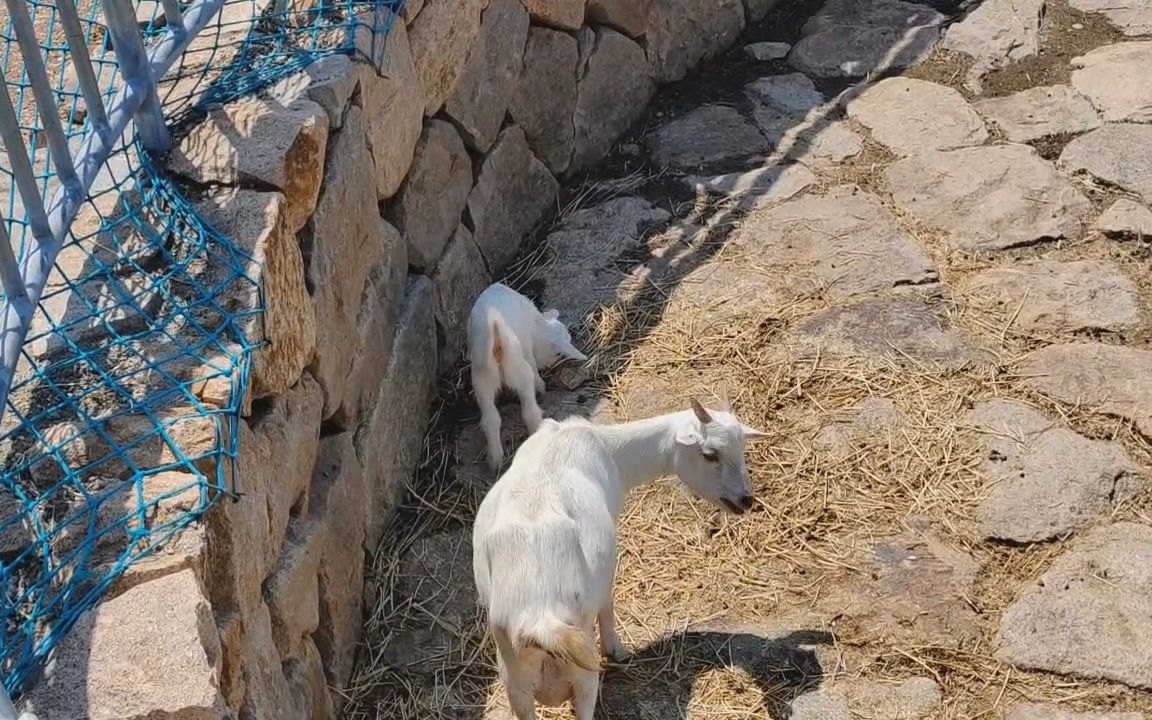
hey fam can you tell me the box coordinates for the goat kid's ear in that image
[542,308,560,321]
[741,424,769,440]
[690,398,713,425]
[675,425,704,447]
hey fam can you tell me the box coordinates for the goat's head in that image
[671,398,767,515]
[536,308,588,367]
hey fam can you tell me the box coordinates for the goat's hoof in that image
[602,647,630,665]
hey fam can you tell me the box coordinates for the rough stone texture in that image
[310,433,368,691]
[1021,343,1152,437]
[1097,198,1152,238]
[726,186,938,300]
[685,163,817,211]
[355,276,438,547]
[359,17,426,200]
[967,399,1142,543]
[333,219,407,429]
[307,107,387,418]
[746,73,863,168]
[815,398,907,457]
[572,27,655,172]
[298,54,360,129]
[1008,704,1146,720]
[646,105,769,170]
[235,603,295,720]
[586,0,652,36]
[542,197,672,325]
[942,0,1044,74]
[886,144,1093,251]
[444,0,530,152]
[842,677,943,719]
[195,189,315,399]
[431,225,492,367]
[25,570,225,720]
[1060,124,1152,203]
[745,0,780,21]
[790,690,852,720]
[1069,0,1152,36]
[794,294,977,367]
[997,522,1152,688]
[789,0,943,78]
[961,260,1141,334]
[745,41,791,60]
[847,77,988,155]
[284,639,335,720]
[389,120,473,272]
[646,0,746,83]
[976,85,1102,143]
[745,72,823,115]
[510,27,578,174]
[467,126,559,272]
[170,94,328,234]
[263,522,322,659]
[1071,43,1152,124]
[521,0,583,28]
[407,0,484,115]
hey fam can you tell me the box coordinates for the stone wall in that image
[22,0,773,716]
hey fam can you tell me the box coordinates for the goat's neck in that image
[596,412,685,490]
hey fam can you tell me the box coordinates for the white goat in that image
[472,399,767,720]
[467,283,587,472]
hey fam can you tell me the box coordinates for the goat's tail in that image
[516,620,600,672]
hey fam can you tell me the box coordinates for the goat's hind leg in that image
[472,362,505,472]
[504,352,544,434]
[493,629,538,720]
[570,667,601,720]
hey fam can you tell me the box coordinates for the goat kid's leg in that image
[598,596,628,662]
[505,354,544,434]
[472,364,504,472]
[570,668,601,720]
[534,369,546,396]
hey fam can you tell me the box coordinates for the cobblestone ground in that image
[348,1,1152,719]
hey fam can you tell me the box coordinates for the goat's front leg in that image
[598,595,628,662]
[570,667,601,720]
[534,368,546,396]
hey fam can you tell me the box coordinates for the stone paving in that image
[350,1,1152,718]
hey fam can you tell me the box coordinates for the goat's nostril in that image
[739,495,756,510]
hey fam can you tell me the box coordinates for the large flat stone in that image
[789,0,944,78]
[961,260,1141,334]
[388,119,473,272]
[509,27,578,174]
[571,27,655,172]
[942,0,1044,79]
[685,163,817,211]
[745,74,863,168]
[359,17,426,200]
[1021,343,1152,437]
[1069,0,1152,36]
[1097,198,1152,238]
[997,522,1152,688]
[977,85,1102,143]
[1060,124,1152,203]
[646,105,769,170]
[885,144,1093,251]
[1008,704,1146,720]
[847,77,988,155]
[1071,43,1152,124]
[407,0,485,114]
[967,399,1142,543]
[196,189,315,399]
[815,398,907,458]
[726,185,937,300]
[467,126,559,272]
[444,0,529,152]
[431,225,492,367]
[745,73,823,115]
[25,569,226,720]
[646,0,746,83]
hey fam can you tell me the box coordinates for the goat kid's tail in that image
[516,620,600,672]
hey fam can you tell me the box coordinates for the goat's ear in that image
[675,424,704,447]
[541,308,560,321]
[690,398,713,425]
[741,424,769,440]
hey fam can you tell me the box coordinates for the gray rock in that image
[359,18,426,200]
[388,119,474,272]
[431,225,492,368]
[1021,343,1152,438]
[977,85,1102,143]
[846,77,988,155]
[1071,43,1152,123]
[646,0,746,83]
[1097,198,1152,238]
[646,105,769,170]
[744,73,824,115]
[444,0,529,152]
[572,27,655,172]
[793,293,976,367]
[467,126,559,273]
[510,27,578,174]
[801,0,944,33]
[1060,124,1152,202]
[789,0,943,78]
[744,76,863,167]
[815,398,907,457]
[745,41,792,61]
[885,144,1093,251]
[520,0,584,29]
[967,399,1142,543]
[842,677,942,719]
[685,163,817,210]
[744,0,779,21]
[407,0,485,114]
[942,0,1044,74]
[586,0,652,36]
[725,185,938,301]
[790,690,852,720]
[997,522,1152,689]
[299,54,360,129]
[961,260,1141,334]
[1008,703,1146,720]
[1069,0,1152,35]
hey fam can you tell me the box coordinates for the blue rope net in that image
[0,0,400,697]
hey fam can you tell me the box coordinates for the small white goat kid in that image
[467,283,587,471]
[472,399,767,720]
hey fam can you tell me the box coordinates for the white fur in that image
[467,283,586,472]
[472,402,767,720]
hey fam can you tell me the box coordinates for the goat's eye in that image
[702,450,719,463]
